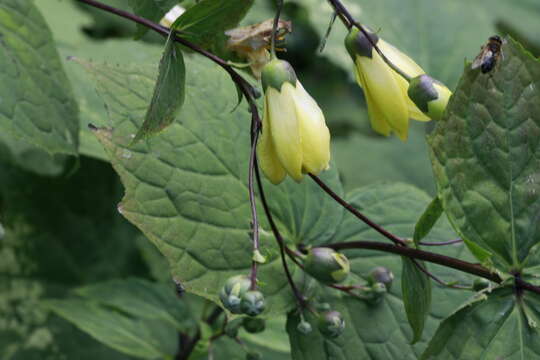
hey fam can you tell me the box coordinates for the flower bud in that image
[219,275,251,314]
[473,278,491,291]
[407,74,452,120]
[243,317,266,333]
[303,247,350,284]
[368,266,394,290]
[240,290,266,317]
[371,282,387,295]
[297,320,313,335]
[225,318,244,338]
[317,310,345,339]
[257,59,331,184]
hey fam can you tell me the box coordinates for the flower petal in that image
[257,95,286,184]
[355,54,409,139]
[267,84,303,182]
[354,66,392,136]
[378,40,424,79]
[290,81,331,175]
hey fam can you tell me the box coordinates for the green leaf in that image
[128,0,179,38]
[172,0,254,48]
[82,56,341,316]
[402,257,432,344]
[133,34,186,143]
[422,288,540,360]
[45,298,178,359]
[428,38,540,271]
[414,196,443,245]
[0,0,79,157]
[74,278,196,332]
[288,183,476,359]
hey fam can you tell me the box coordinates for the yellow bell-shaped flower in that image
[257,59,331,184]
[344,28,430,141]
[408,74,452,121]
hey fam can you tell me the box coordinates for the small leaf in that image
[402,257,432,344]
[128,0,179,38]
[414,196,443,245]
[133,33,186,143]
[45,298,178,359]
[172,0,254,48]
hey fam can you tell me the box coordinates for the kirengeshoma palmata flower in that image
[407,74,452,121]
[257,59,331,184]
[344,27,433,140]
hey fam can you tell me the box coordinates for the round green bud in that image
[261,59,297,92]
[473,278,491,291]
[344,27,380,60]
[297,320,313,335]
[407,74,452,121]
[240,290,266,317]
[219,275,251,314]
[243,317,266,333]
[246,351,263,360]
[303,247,350,284]
[368,267,394,290]
[371,282,387,295]
[317,310,345,339]
[225,318,243,338]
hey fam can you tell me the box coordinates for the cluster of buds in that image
[219,275,266,317]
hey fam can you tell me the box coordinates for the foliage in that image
[2,0,540,359]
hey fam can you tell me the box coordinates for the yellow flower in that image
[408,74,452,121]
[344,28,430,141]
[257,59,331,184]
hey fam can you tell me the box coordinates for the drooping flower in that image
[257,59,331,184]
[344,27,431,141]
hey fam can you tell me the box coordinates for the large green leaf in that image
[173,0,254,48]
[428,39,540,271]
[83,55,343,316]
[288,183,477,359]
[422,288,540,360]
[46,299,177,359]
[0,0,79,158]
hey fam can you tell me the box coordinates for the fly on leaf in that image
[472,35,504,73]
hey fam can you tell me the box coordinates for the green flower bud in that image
[225,318,244,338]
[317,310,345,339]
[303,247,350,284]
[261,59,297,92]
[473,278,491,291]
[246,351,263,360]
[371,282,387,294]
[407,74,452,121]
[368,267,394,290]
[219,275,251,314]
[240,290,266,317]
[243,317,266,333]
[297,319,313,335]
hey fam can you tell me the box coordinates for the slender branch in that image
[254,158,307,308]
[411,259,471,290]
[308,173,407,246]
[326,0,412,81]
[248,115,261,289]
[419,239,463,247]
[270,0,284,58]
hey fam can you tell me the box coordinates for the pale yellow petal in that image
[267,85,303,182]
[354,66,392,136]
[378,40,425,78]
[257,95,286,184]
[290,81,331,175]
[395,75,431,122]
[355,54,408,139]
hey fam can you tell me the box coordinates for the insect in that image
[472,35,504,73]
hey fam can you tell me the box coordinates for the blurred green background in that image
[1,0,540,358]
